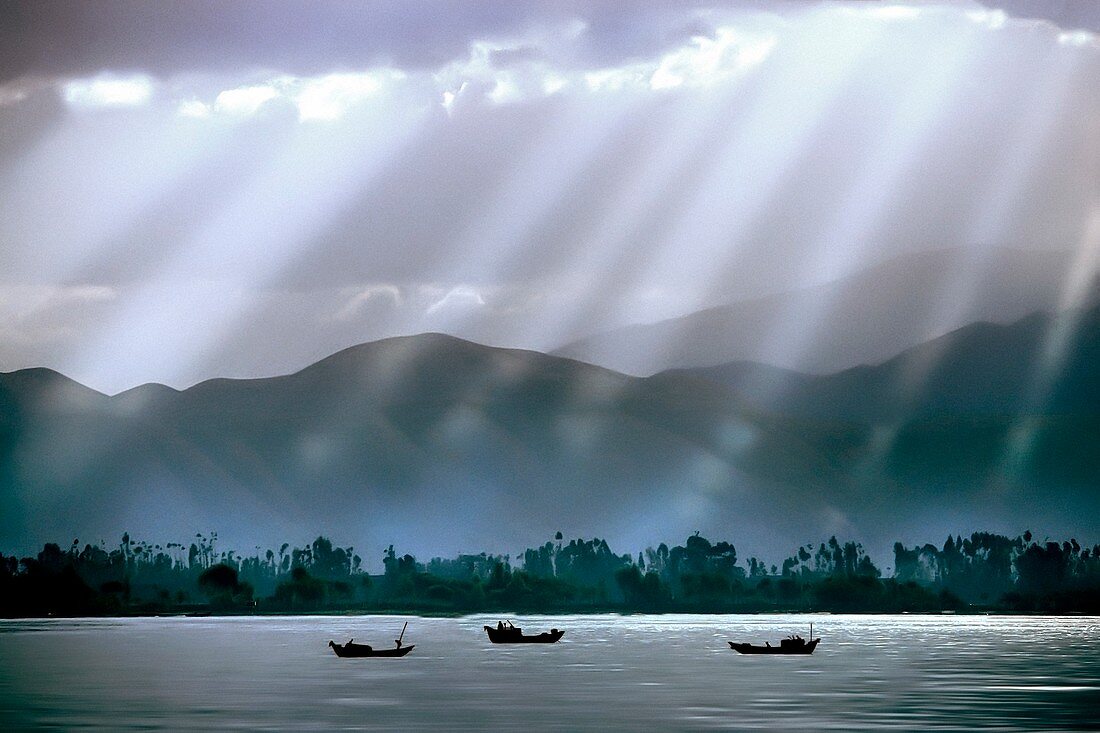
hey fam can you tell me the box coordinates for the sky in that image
[0,0,1097,394]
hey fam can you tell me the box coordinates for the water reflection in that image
[0,615,1097,730]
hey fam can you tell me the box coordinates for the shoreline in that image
[5,607,1095,621]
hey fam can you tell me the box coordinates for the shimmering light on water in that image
[1,615,1098,731]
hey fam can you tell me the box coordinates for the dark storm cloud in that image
[979,0,1100,33]
[3,1,1096,85]
[0,0,789,83]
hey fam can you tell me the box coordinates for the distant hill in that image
[2,307,1098,565]
[0,335,838,560]
[680,303,1100,508]
[553,247,1072,375]
[674,305,1100,421]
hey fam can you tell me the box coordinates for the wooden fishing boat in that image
[728,637,819,655]
[483,622,564,644]
[329,622,414,657]
[729,623,819,655]
[328,640,415,657]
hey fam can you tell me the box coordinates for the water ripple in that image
[1,614,1098,730]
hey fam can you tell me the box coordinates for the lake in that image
[1,614,1098,730]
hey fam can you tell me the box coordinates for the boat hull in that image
[330,644,415,658]
[484,626,564,644]
[728,639,819,655]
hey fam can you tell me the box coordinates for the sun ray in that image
[67,100,428,393]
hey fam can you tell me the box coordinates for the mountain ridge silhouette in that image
[1,304,1097,563]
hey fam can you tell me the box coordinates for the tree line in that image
[1,530,1097,617]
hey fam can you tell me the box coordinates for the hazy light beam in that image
[70,104,429,393]
[758,14,984,376]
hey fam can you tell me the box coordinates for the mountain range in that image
[2,301,1098,566]
[554,247,1073,375]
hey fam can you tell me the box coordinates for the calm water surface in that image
[1,614,1098,731]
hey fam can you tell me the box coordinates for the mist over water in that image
[1,615,1097,730]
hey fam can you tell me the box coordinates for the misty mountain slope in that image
[2,314,1098,563]
[675,305,1100,524]
[0,367,108,417]
[0,335,856,560]
[555,248,1073,375]
[679,304,1100,422]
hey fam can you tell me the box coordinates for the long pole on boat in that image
[810,622,813,640]
[398,621,408,646]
